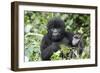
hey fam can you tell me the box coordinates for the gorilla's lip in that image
[52,32,59,36]
[51,35,64,41]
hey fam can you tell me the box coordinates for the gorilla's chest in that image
[60,37,70,46]
[54,37,70,47]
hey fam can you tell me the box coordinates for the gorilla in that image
[40,18,84,60]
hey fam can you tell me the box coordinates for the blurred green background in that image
[24,11,90,61]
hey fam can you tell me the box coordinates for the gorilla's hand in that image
[51,42,60,52]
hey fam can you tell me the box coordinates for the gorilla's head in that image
[47,18,65,42]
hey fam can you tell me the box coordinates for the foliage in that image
[24,11,90,61]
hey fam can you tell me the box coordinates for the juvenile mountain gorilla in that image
[40,18,83,60]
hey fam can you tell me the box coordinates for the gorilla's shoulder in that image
[64,31,74,39]
[42,34,50,41]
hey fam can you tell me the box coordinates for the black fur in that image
[40,18,83,60]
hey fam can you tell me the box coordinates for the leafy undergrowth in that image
[24,11,90,61]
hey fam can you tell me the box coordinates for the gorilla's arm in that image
[64,32,84,55]
[78,40,84,55]
[40,35,60,60]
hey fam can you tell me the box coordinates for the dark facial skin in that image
[49,28,65,41]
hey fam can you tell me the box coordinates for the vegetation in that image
[24,11,90,61]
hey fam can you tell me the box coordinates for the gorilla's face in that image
[51,28,62,36]
[50,28,64,40]
[47,18,65,42]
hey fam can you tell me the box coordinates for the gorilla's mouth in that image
[52,34,64,42]
[52,32,59,36]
